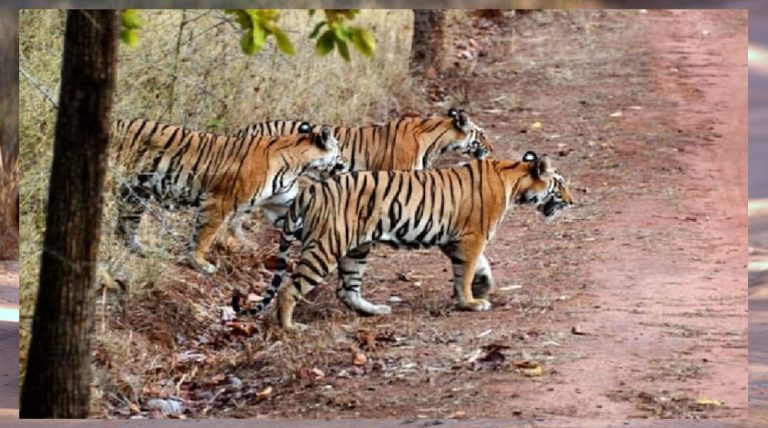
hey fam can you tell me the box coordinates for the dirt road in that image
[0,260,18,419]
[420,9,747,421]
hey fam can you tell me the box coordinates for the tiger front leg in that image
[190,197,234,274]
[443,238,492,312]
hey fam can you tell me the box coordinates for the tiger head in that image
[516,151,574,220]
[443,108,493,159]
[302,126,346,180]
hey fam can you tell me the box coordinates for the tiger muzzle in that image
[471,146,491,159]
[541,198,567,218]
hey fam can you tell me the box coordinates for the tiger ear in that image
[453,110,468,129]
[315,126,332,149]
[522,151,538,163]
[298,121,313,133]
[537,155,553,178]
[448,108,459,119]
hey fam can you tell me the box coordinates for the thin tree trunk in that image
[410,9,445,76]
[20,10,117,418]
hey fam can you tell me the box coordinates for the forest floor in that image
[90,10,748,424]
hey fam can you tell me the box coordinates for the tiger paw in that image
[190,257,218,275]
[283,321,309,332]
[463,298,492,312]
[371,304,392,315]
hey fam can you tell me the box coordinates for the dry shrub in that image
[19,9,425,407]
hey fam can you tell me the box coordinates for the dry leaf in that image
[450,410,468,419]
[530,121,542,130]
[514,360,539,369]
[310,367,325,380]
[256,386,272,399]
[353,352,367,366]
[357,330,378,351]
[696,398,723,407]
[522,366,543,377]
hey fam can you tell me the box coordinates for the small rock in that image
[220,306,236,322]
[146,398,184,417]
[226,375,242,386]
[387,295,403,303]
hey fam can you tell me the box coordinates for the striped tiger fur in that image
[233,108,493,172]
[110,118,344,274]
[232,151,574,330]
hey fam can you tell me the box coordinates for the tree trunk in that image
[20,10,117,418]
[410,10,445,76]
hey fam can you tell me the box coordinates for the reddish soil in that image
[92,10,748,424]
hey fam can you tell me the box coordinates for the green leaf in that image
[120,28,138,47]
[309,21,325,39]
[308,9,316,17]
[352,29,376,57]
[316,29,335,56]
[273,29,295,55]
[337,39,350,61]
[252,24,266,50]
[333,25,350,42]
[240,26,266,55]
[121,9,142,30]
[227,10,251,30]
[240,32,255,55]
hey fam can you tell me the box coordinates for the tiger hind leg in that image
[471,254,494,300]
[277,243,337,330]
[115,182,149,255]
[442,238,492,312]
[189,196,234,274]
[336,244,391,316]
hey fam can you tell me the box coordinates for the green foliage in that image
[310,10,376,61]
[118,9,376,61]
[120,9,141,47]
[225,9,296,55]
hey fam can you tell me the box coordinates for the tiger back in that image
[110,118,343,273]
[233,108,493,172]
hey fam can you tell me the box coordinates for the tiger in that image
[233,108,493,172]
[110,118,345,274]
[232,151,574,330]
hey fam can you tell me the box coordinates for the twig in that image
[19,66,58,109]
[166,9,188,119]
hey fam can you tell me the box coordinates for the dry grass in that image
[0,9,18,257]
[19,9,423,405]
